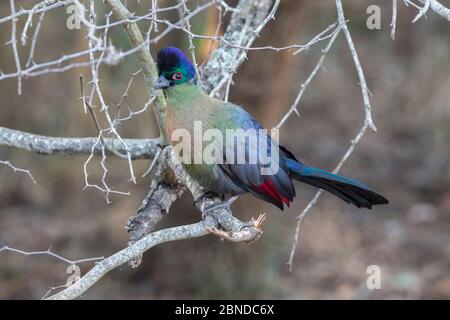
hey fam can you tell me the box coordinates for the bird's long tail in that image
[285,159,388,209]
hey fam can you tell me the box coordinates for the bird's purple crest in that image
[156,47,196,84]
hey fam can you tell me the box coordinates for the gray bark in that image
[0,126,160,159]
[202,0,273,96]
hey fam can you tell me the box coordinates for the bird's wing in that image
[214,104,295,210]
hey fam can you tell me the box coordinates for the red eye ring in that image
[172,72,183,81]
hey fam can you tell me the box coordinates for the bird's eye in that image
[172,72,183,81]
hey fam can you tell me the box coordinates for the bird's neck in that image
[163,83,217,138]
[164,83,206,110]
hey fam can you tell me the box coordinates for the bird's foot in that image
[194,191,231,215]
[207,213,267,243]
[250,213,267,231]
[201,202,231,224]
[203,195,238,213]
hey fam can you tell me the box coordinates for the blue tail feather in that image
[285,159,388,209]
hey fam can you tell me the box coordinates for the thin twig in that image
[8,0,22,95]
[26,11,45,67]
[276,21,342,129]
[0,160,37,183]
[0,245,104,265]
[391,0,398,39]
[336,0,377,131]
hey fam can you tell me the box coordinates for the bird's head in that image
[154,47,196,90]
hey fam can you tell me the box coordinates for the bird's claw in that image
[240,213,267,231]
[252,213,267,230]
[207,213,267,243]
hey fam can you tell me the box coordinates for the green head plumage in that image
[154,47,196,89]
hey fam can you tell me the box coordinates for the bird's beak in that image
[154,75,171,90]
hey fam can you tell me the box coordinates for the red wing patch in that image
[252,178,290,207]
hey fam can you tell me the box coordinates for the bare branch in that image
[25,11,45,67]
[0,0,72,25]
[0,245,103,265]
[275,22,343,129]
[391,0,398,39]
[178,0,202,87]
[46,221,209,300]
[413,0,431,22]
[424,0,450,21]
[0,127,160,159]
[419,0,450,21]
[336,0,377,132]
[202,0,274,95]
[405,0,450,22]
[8,0,22,95]
[0,159,36,183]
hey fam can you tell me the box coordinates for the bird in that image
[154,46,388,210]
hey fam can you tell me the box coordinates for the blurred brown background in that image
[1,0,449,299]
